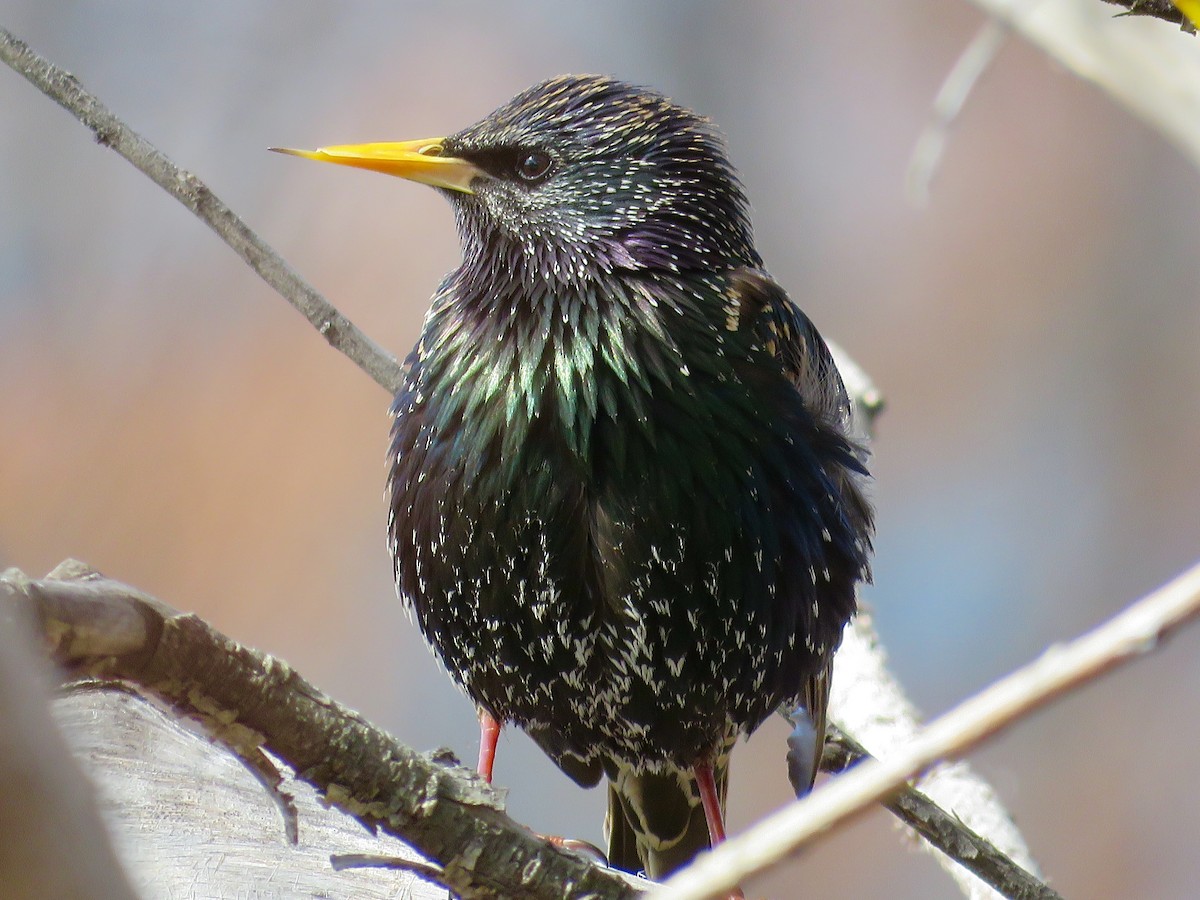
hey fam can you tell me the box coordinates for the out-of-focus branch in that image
[653,560,1200,900]
[907,19,1010,206]
[826,613,1049,900]
[0,561,643,900]
[917,1,1197,205]
[0,602,140,900]
[822,729,1060,900]
[963,0,1200,180]
[0,26,405,396]
[829,350,1046,900]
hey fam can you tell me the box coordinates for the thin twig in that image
[830,617,1044,899]
[906,18,1010,206]
[823,730,1061,900]
[0,27,405,396]
[828,349,1045,899]
[330,853,448,885]
[652,560,1200,900]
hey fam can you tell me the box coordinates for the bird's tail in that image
[604,762,727,879]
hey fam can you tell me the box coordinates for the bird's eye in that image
[514,150,553,183]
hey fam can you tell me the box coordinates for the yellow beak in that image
[270,137,481,194]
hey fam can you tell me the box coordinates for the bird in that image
[274,74,873,880]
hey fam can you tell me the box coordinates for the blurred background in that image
[2,2,1198,897]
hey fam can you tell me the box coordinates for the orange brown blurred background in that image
[2,3,1198,897]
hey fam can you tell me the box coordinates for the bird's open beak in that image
[270,138,481,194]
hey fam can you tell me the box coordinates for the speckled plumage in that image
[384,75,873,877]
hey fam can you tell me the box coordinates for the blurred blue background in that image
[2,3,1198,897]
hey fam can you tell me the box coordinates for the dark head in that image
[273,75,759,283]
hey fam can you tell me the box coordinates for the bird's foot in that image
[539,833,609,866]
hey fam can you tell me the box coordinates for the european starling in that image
[276,74,873,879]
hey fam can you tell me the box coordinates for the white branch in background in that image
[907,18,1011,205]
[830,346,1044,900]
[651,560,1200,900]
[832,618,1044,900]
[968,0,1200,175]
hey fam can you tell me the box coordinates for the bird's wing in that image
[725,265,858,793]
[725,265,852,429]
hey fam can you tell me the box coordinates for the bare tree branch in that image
[822,729,1061,900]
[0,561,645,900]
[58,681,465,900]
[964,0,1200,181]
[829,351,1047,900]
[0,26,405,396]
[57,685,451,899]
[652,559,1200,900]
[828,614,1047,900]
[906,19,1010,206]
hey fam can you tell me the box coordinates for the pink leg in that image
[693,761,727,845]
[477,709,501,783]
[694,762,744,899]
